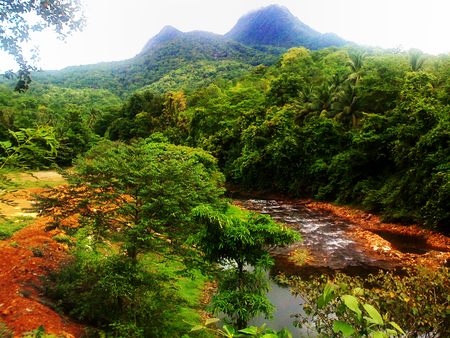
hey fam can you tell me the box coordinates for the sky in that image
[1,0,450,72]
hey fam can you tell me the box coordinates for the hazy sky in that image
[1,0,449,72]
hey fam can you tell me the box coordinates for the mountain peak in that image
[225,4,349,50]
[141,25,182,54]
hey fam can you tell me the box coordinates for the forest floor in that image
[1,172,450,337]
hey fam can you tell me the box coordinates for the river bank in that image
[2,174,450,336]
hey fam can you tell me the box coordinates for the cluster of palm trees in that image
[293,51,366,128]
[293,49,427,128]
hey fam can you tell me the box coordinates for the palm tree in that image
[409,49,425,72]
[312,82,336,114]
[346,51,367,84]
[292,85,315,125]
[332,82,363,127]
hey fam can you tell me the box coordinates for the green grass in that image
[0,216,35,240]
[141,253,215,337]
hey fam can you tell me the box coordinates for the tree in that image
[37,138,226,261]
[192,204,301,329]
[409,48,425,72]
[1,0,86,91]
[346,51,366,84]
[332,82,363,127]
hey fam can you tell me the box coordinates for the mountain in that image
[141,25,182,53]
[225,4,350,50]
[33,5,351,98]
[34,30,281,98]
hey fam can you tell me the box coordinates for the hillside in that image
[32,5,351,98]
[225,4,350,49]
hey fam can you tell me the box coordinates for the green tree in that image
[192,204,301,330]
[38,139,226,260]
[332,83,363,127]
[409,48,425,72]
[0,125,58,170]
[346,51,366,85]
[1,0,86,91]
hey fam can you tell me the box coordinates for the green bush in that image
[285,266,450,337]
[43,238,185,337]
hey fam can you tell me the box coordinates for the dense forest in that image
[3,41,450,337]
[4,45,450,231]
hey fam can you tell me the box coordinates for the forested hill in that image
[32,30,281,98]
[32,4,350,98]
[225,4,350,49]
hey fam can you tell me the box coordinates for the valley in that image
[2,3,450,337]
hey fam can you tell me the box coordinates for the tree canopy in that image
[1,0,86,91]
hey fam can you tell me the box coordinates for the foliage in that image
[43,238,185,337]
[0,320,13,338]
[21,325,59,338]
[190,318,292,338]
[192,204,301,329]
[37,139,225,260]
[0,126,58,170]
[284,266,450,337]
[1,0,86,90]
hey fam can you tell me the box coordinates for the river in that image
[231,198,405,337]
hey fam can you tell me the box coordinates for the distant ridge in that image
[34,4,353,97]
[141,25,183,54]
[225,4,349,50]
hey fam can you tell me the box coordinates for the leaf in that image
[373,332,388,338]
[389,321,406,335]
[342,294,362,319]
[318,283,338,308]
[239,327,258,334]
[333,321,355,337]
[190,325,204,331]
[363,303,383,325]
[205,317,220,325]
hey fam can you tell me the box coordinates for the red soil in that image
[0,188,86,337]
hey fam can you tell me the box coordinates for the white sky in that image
[1,0,449,72]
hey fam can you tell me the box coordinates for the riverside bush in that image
[43,237,184,337]
[284,266,450,337]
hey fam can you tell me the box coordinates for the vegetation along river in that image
[231,198,450,337]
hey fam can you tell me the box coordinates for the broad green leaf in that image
[205,317,220,325]
[390,321,406,335]
[363,303,383,325]
[318,283,338,308]
[190,325,204,331]
[342,294,362,318]
[373,332,388,338]
[386,329,398,336]
[333,320,355,337]
[239,327,258,334]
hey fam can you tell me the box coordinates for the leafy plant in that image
[284,266,450,337]
[189,318,292,337]
[193,204,301,329]
[0,320,13,338]
[0,127,59,170]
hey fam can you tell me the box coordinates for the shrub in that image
[285,266,450,337]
